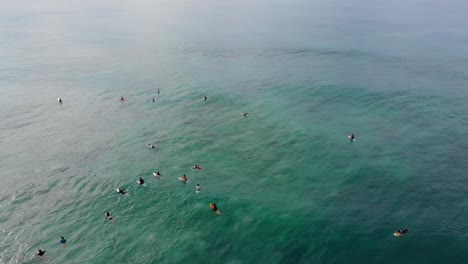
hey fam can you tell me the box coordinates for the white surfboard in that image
[347,136,356,141]
[178,177,189,183]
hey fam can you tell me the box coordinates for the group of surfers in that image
[40,94,407,257]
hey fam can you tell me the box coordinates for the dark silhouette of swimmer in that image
[139,178,145,185]
[243,112,248,117]
[37,249,46,256]
[117,189,127,195]
[182,174,188,182]
[152,97,156,102]
[204,96,207,101]
[120,97,125,102]
[58,97,62,104]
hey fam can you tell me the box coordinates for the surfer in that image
[147,144,156,149]
[138,178,145,185]
[60,236,67,247]
[243,112,248,117]
[58,97,62,104]
[193,165,202,170]
[117,188,127,195]
[204,96,207,101]
[154,171,161,178]
[209,203,221,215]
[182,174,188,182]
[152,97,156,102]
[157,88,160,94]
[105,212,114,222]
[37,249,46,256]
[120,96,125,102]
[394,228,409,236]
[196,184,201,192]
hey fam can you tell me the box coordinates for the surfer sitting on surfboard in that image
[348,133,355,142]
[120,96,125,102]
[37,249,46,256]
[181,174,188,182]
[138,178,145,185]
[394,228,409,237]
[60,236,67,247]
[196,184,201,192]
[154,171,161,178]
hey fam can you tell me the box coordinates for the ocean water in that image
[1,0,468,263]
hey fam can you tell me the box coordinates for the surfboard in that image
[347,136,356,141]
[209,203,221,215]
[393,232,401,237]
[178,177,189,183]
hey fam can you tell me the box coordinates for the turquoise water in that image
[1,0,468,263]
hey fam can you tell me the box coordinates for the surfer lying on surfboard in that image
[394,228,409,237]
[210,203,221,215]
[193,165,202,170]
[178,174,188,182]
[116,188,128,195]
[348,133,356,142]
